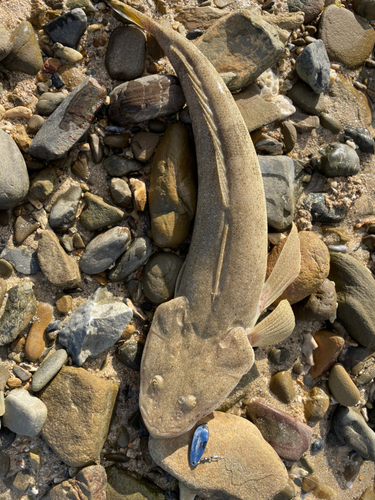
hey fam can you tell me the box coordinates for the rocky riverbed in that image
[1,0,375,499]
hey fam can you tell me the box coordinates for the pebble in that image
[304,193,348,223]
[194,10,284,90]
[293,278,337,322]
[353,0,375,20]
[311,330,344,379]
[295,40,330,94]
[66,0,96,16]
[37,230,81,287]
[29,166,58,201]
[104,133,130,148]
[0,281,5,309]
[270,371,296,403]
[59,287,133,365]
[0,427,16,451]
[142,253,183,304]
[255,137,283,155]
[116,339,144,371]
[29,77,106,161]
[0,283,37,346]
[1,21,43,75]
[0,259,13,278]
[287,0,323,22]
[35,92,65,116]
[175,6,228,30]
[45,465,107,500]
[56,294,72,313]
[0,130,29,210]
[127,279,142,303]
[49,185,82,232]
[304,386,330,423]
[14,216,38,245]
[129,178,147,211]
[269,347,290,365]
[109,236,153,281]
[319,5,375,69]
[44,9,87,49]
[13,366,31,382]
[0,26,13,61]
[280,120,297,153]
[109,75,185,125]
[105,26,145,81]
[149,123,197,248]
[267,230,330,305]
[332,74,372,128]
[313,143,360,178]
[11,470,33,494]
[328,363,360,406]
[103,155,143,177]
[42,57,61,74]
[332,405,375,461]
[4,106,32,119]
[25,302,53,362]
[88,133,103,163]
[247,400,312,461]
[319,113,342,134]
[80,192,124,230]
[80,226,131,275]
[40,366,118,466]
[131,132,160,162]
[0,247,40,275]
[71,154,89,180]
[107,467,165,500]
[344,126,375,153]
[32,349,67,392]
[110,178,132,208]
[3,389,47,437]
[27,114,45,135]
[288,81,326,115]
[291,113,320,133]
[352,352,375,385]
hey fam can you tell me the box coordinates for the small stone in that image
[142,253,183,304]
[80,193,124,231]
[148,120,166,134]
[49,185,82,232]
[72,154,89,180]
[4,106,32,119]
[319,113,342,134]
[311,438,324,453]
[35,92,65,116]
[247,400,312,461]
[234,85,282,132]
[13,124,32,152]
[51,72,65,89]
[127,279,142,303]
[287,81,326,115]
[14,216,38,245]
[44,465,107,500]
[44,9,87,49]
[313,143,360,177]
[295,40,330,94]
[293,278,337,322]
[255,137,283,155]
[110,178,132,208]
[328,363,360,406]
[129,178,147,211]
[270,371,296,403]
[290,113,320,133]
[73,232,85,249]
[106,467,165,500]
[175,6,229,31]
[42,57,61,74]
[37,230,81,287]
[105,26,145,81]
[311,330,344,379]
[25,302,53,362]
[4,389,47,437]
[109,75,185,126]
[0,283,37,346]
[344,126,375,153]
[0,427,16,451]
[304,386,329,423]
[273,480,296,500]
[269,347,289,365]
[109,236,153,281]
[319,5,375,69]
[304,193,348,223]
[80,226,131,275]
[0,26,13,62]
[66,0,95,16]
[0,247,40,275]
[29,448,42,471]
[58,287,133,366]
[89,133,103,164]
[131,132,160,162]
[56,294,72,313]
[13,365,32,382]
[360,488,375,500]
[0,259,13,278]
[1,21,43,75]
[103,156,143,177]
[0,280,5,309]
[301,475,319,493]
[31,349,68,392]
[103,133,130,148]
[7,377,22,388]
[40,366,118,467]
[29,166,58,201]
[117,426,130,448]
[116,339,144,371]
[280,120,297,154]
[287,0,323,22]
[12,470,33,495]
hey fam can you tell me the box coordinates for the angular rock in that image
[194,10,284,90]
[287,0,323,22]
[37,230,81,287]
[175,7,229,31]
[80,193,124,231]
[304,193,348,223]
[329,253,375,348]
[44,465,107,500]
[288,81,326,115]
[106,467,164,500]
[36,92,66,116]
[313,143,360,178]
[149,411,288,500]
[103,156,143,177]
[328,363,360,406]
[3,389,47,437]
[311,330,344,379]
[32,349,68,392]
[247,400,312,461]
[142,253,183,304]
[0,283,37,347]
[131,132,160,162]
[43,9,87,49]
[116,339,144,372]
[258,155,295,231]
[0,247,40,275]
[49,185,82,232]
[1,21,43,75]
[105,26,145,81]
[149,123,197,248]
[319,5,375,69]
[29,167,58,201]
[66,0,96,16]
[28,77,106,161]
[40,366,118,467]
[80,226,131,275]
[129,178,147,211]
[0,130,29,210]
[109,237,153,282]
[58,287,133,366]
[108,75,185,126]
[280,120,297,153]
[110,178,132,208]
[12,470,32,494]
[295,40,330,94]
[304,386,329,423]
[0,26,13,62]
[0,259,13,278]
[0,427,16,451]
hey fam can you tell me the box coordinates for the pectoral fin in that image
[248,299,295,347]
[258,224,301,314]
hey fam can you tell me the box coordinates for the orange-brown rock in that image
[267,231,330,305]
[25,302,53,362]
[311,330,345,379]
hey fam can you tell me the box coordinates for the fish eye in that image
[179,395,197,411]
[151,375,164,390]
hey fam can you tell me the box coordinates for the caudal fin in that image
[107,0,150,30]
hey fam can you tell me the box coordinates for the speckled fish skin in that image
[107,1,268,438]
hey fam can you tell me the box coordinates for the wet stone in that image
[142,253,183,304]
[328,363,360,406]
[280,120,297,154]
[49,185,82,232]
[270,371,296,403]
[269,347,289,365]
[304,386,329,423]
[313,143,360,178]
[319,113,342,134]
[0,247,40,275]
[1,21,43,75]
[72,154,89,180]
[35,92,66,116]
[116,339,144,371]
[110,178,132,208]
[12,470,33,495]
[304,193,348,223]
[32,349,68,392]
[4,389,47,437]
[43,8,87,49]
[295,40,330,94]
[106,467,165,500]
[105,26,146,81]
[80,193,124,231]
[109,236,153,282]
[344,126,375,153]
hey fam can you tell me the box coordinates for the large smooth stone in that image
[149,123,197,248]
[287,81,326,115]
[58,287,133,366]
[32,349,68,392]
[329,253,375,348]
[328,363,360,407]
[40,366,118,467]
[149,411,288,500]
[194,10,284,90]
[3,389,47,437]
[105,26,145,81]
[313,143,360,177]
[353,0,375,19]
[0,130,29,210]
[1,21,43,75]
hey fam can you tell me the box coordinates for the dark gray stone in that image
[295,40,330,94]
[313,143,360,177]
[304,193,348,223]
[103,155,143,177]
[58,287,133,366]
[319,113,342,134]
[1,21,43,75]
[32,349,68,392]
[287,81,326,115]
[0,247,40,275]
[28,77,106,161]
[0,427,16,451]
[105,26,146,81]
[49,186,82,232]
[116,339,144,371]
[344,126,375,153]
[108,237,153,282]
[35,92,66,116]
[43,8,87,49]
[287,0,324,23]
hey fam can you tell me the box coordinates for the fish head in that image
[140,296,254,437]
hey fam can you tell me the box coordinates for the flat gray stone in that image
[80,226,131,275]
[58,287,133,366]
[49,185,82,232]
[3,389,47,437]
[295,40,330,94]
[0,247,40,275]
[287,81,326,115]
[108,237,153,282]
[32,349,68,392]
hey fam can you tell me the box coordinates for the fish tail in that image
[107,0,152,31]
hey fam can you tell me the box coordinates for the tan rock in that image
[25,302,53,362]
[7,377,22,388]
[267,230,329,305]
[40,366,118,467]
[175,6,229,31]
[149,411,288,500]
[129,178,147,211]
[45,465,107,500]
[55,294,72,313]
[304,386,330,423]
[131,132,160,162]
[311,330,345,379]
[328,363,360,407]
[4,107,32,119]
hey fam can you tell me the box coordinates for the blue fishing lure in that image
[190,424,209,467]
